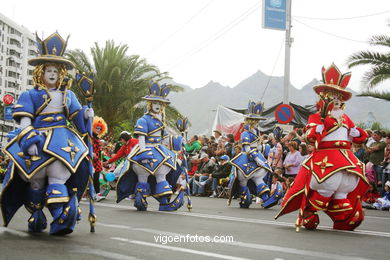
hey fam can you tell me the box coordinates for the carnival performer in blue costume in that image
[1,32,95,235]
[116,82,188,211]
[228,101,282,209]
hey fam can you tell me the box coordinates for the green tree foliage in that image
[346,23,390,101]
[66,40,185,135]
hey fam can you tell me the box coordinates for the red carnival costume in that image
[92,116,108,194]
[275,64,369,231]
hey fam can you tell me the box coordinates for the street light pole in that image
[283,0,293,105]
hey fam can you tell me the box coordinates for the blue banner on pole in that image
[4,106,13,121]
[262,0,287,31]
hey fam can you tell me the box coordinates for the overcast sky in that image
[2,0,390,93]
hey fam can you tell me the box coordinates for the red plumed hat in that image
[313,63,352,101]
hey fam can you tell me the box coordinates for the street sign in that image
[3,94,14,105]
[4,106,13,121]
[275,104,294,124]
[262,0,287,31]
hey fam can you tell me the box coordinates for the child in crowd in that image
[175,174,187,194]
[373,181,390,210]
[362,182,380,209]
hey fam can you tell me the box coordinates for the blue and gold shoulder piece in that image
[241,131,256,145]
[12,91,34,122]
[133,116,148,137]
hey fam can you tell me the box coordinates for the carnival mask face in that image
[151,102,162,114]
[43,65,59,88]
[95,126,102,135]
[332,97,342,111]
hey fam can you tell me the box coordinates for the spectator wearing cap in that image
[192,153,216,196]
[366,130,387,194]
[197,154,232,197]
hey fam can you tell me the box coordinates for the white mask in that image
[333,97,342,111]
[151,102,162,114]
[43,65,59,88]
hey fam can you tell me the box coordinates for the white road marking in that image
[111,237,251,260]
[87,202,390,238]
[73,248,140,260]
[106,223,369,260]
[0,227,29,237]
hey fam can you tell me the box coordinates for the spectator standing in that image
[382,132,390,190]
[270,127,284,172]
[92,116,108,196]
[366,130,386,194]
[283,141,302,178]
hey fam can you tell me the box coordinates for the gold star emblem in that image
[18,152,41,170]
[149,159,158,168]
[61,139,80,162]
[314,156,334,174]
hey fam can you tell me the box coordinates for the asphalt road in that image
[0,192,389,260]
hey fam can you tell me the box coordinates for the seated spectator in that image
[373,181,390,210]
[175,173,187,194]
[204,155,232,197]
[214,138,226,157]
[270,174,283,197]
[362,182,380,209]
[185,135,201,155]
[232,143,242,157]
[192,153,216,196]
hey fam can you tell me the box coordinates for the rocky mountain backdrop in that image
[168,70,390,136]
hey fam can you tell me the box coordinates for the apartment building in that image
[0,13,37,144]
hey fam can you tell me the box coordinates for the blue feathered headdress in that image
[245,101,266,120]
[142,81,171,104]
[28,32,74,69]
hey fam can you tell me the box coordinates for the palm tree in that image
[346,24,390,101]
[66,40,185,133]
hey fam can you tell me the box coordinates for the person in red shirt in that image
[104,131,138,166]
[94,131,138,202]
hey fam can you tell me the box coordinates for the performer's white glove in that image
[84,108,94,120]
[315,124,324,134]
[349,127,360,137]
[27,144,39,156]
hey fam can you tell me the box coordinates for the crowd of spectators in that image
[1,126,389,209]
